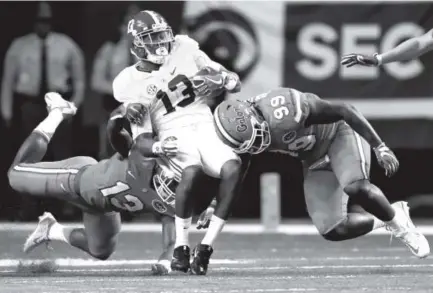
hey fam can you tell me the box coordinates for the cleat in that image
[388,201,430,258]
[170,245,190,273]
[44,92,77,117]
[23,212,56,254]
[151,260,171,276]
[190,244,213,275]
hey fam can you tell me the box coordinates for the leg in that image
[304,169,376,241]
[329,123,429,256]
[191,124,244,275]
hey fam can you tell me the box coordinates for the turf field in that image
[0,222,433,293]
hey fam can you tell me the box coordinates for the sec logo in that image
[147,84,158,96]
[152,199,167,214]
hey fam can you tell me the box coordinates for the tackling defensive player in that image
[213,88,430,258]
[8,92,179,274]
[341,28,433,67]
[113,10,245,275]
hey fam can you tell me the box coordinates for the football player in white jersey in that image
[112,10,244,275]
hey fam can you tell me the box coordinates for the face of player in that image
[133,29,174,64]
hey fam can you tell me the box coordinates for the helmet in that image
[152,164,179,207]
[127,10,174,64]
[213,100,271,154]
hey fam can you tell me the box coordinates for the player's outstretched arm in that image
[342,29,433,67]
[194,50,241,93]
[305,97,399,176]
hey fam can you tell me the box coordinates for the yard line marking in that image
[1,223,433,235]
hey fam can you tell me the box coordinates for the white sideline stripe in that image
[2,262,433,271]
[2,223,433,235]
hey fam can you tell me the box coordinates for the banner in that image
[183,2,433,148]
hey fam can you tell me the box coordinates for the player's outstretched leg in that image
[171,165,204,273]
[24,211,120,260]
[9,92,77,169]
[191,159,243,275]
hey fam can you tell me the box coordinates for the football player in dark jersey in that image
[8,92,178,274]
[213,88,430,258]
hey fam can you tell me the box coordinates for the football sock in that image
[201,215,225,246]
[174,216,191,248]
[48,222,70,244]
[35,109,64,141]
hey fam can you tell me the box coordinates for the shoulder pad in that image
[174,35,199,50]
[112,66,152,103]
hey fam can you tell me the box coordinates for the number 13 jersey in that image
[113,35,214,139]
[249,88,339,162]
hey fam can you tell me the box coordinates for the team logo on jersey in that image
[152,199,167,214]
[147,84,158,96]
[282,131,297,144]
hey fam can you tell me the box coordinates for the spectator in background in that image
[91,4,140,159]
[0,2,85,220]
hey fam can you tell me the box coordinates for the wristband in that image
[373,142,385,151]
[152,141,163,155]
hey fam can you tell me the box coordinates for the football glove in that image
[190,67,225,97]
[125,103,146,125]
[341,53,381,68]
[152,136,178,157]
[196,198,217,230]
[373,142,399,177]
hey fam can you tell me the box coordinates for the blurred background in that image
[1,1,432,222]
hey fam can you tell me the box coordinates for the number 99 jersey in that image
[250,88,338,161]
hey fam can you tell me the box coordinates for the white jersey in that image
[113,35,216,139]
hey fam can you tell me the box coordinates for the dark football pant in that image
[8,131,121,258]
[303,123,371,235]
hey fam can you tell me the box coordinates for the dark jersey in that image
[78,151,175,217]
[249,88,338,162]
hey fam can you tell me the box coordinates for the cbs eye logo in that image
[185,9,260,81]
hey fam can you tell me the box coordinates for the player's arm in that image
[342,29,433,67]
[107,104,133,158]
[304,94,399,176]
[304,95,382,147]
[194,50,241,93]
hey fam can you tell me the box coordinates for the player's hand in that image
[125,103,146,125]
[197,206,214,230]
[197,198,217,229]
[190,67,225,97]
[153,136,178,157]
[373,143,399,177]
[341,53,380,68]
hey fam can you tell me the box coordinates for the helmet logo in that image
[234,107,247,133]
[127,19,138,37]
[282,131,296,144]
[152,23,167,30]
